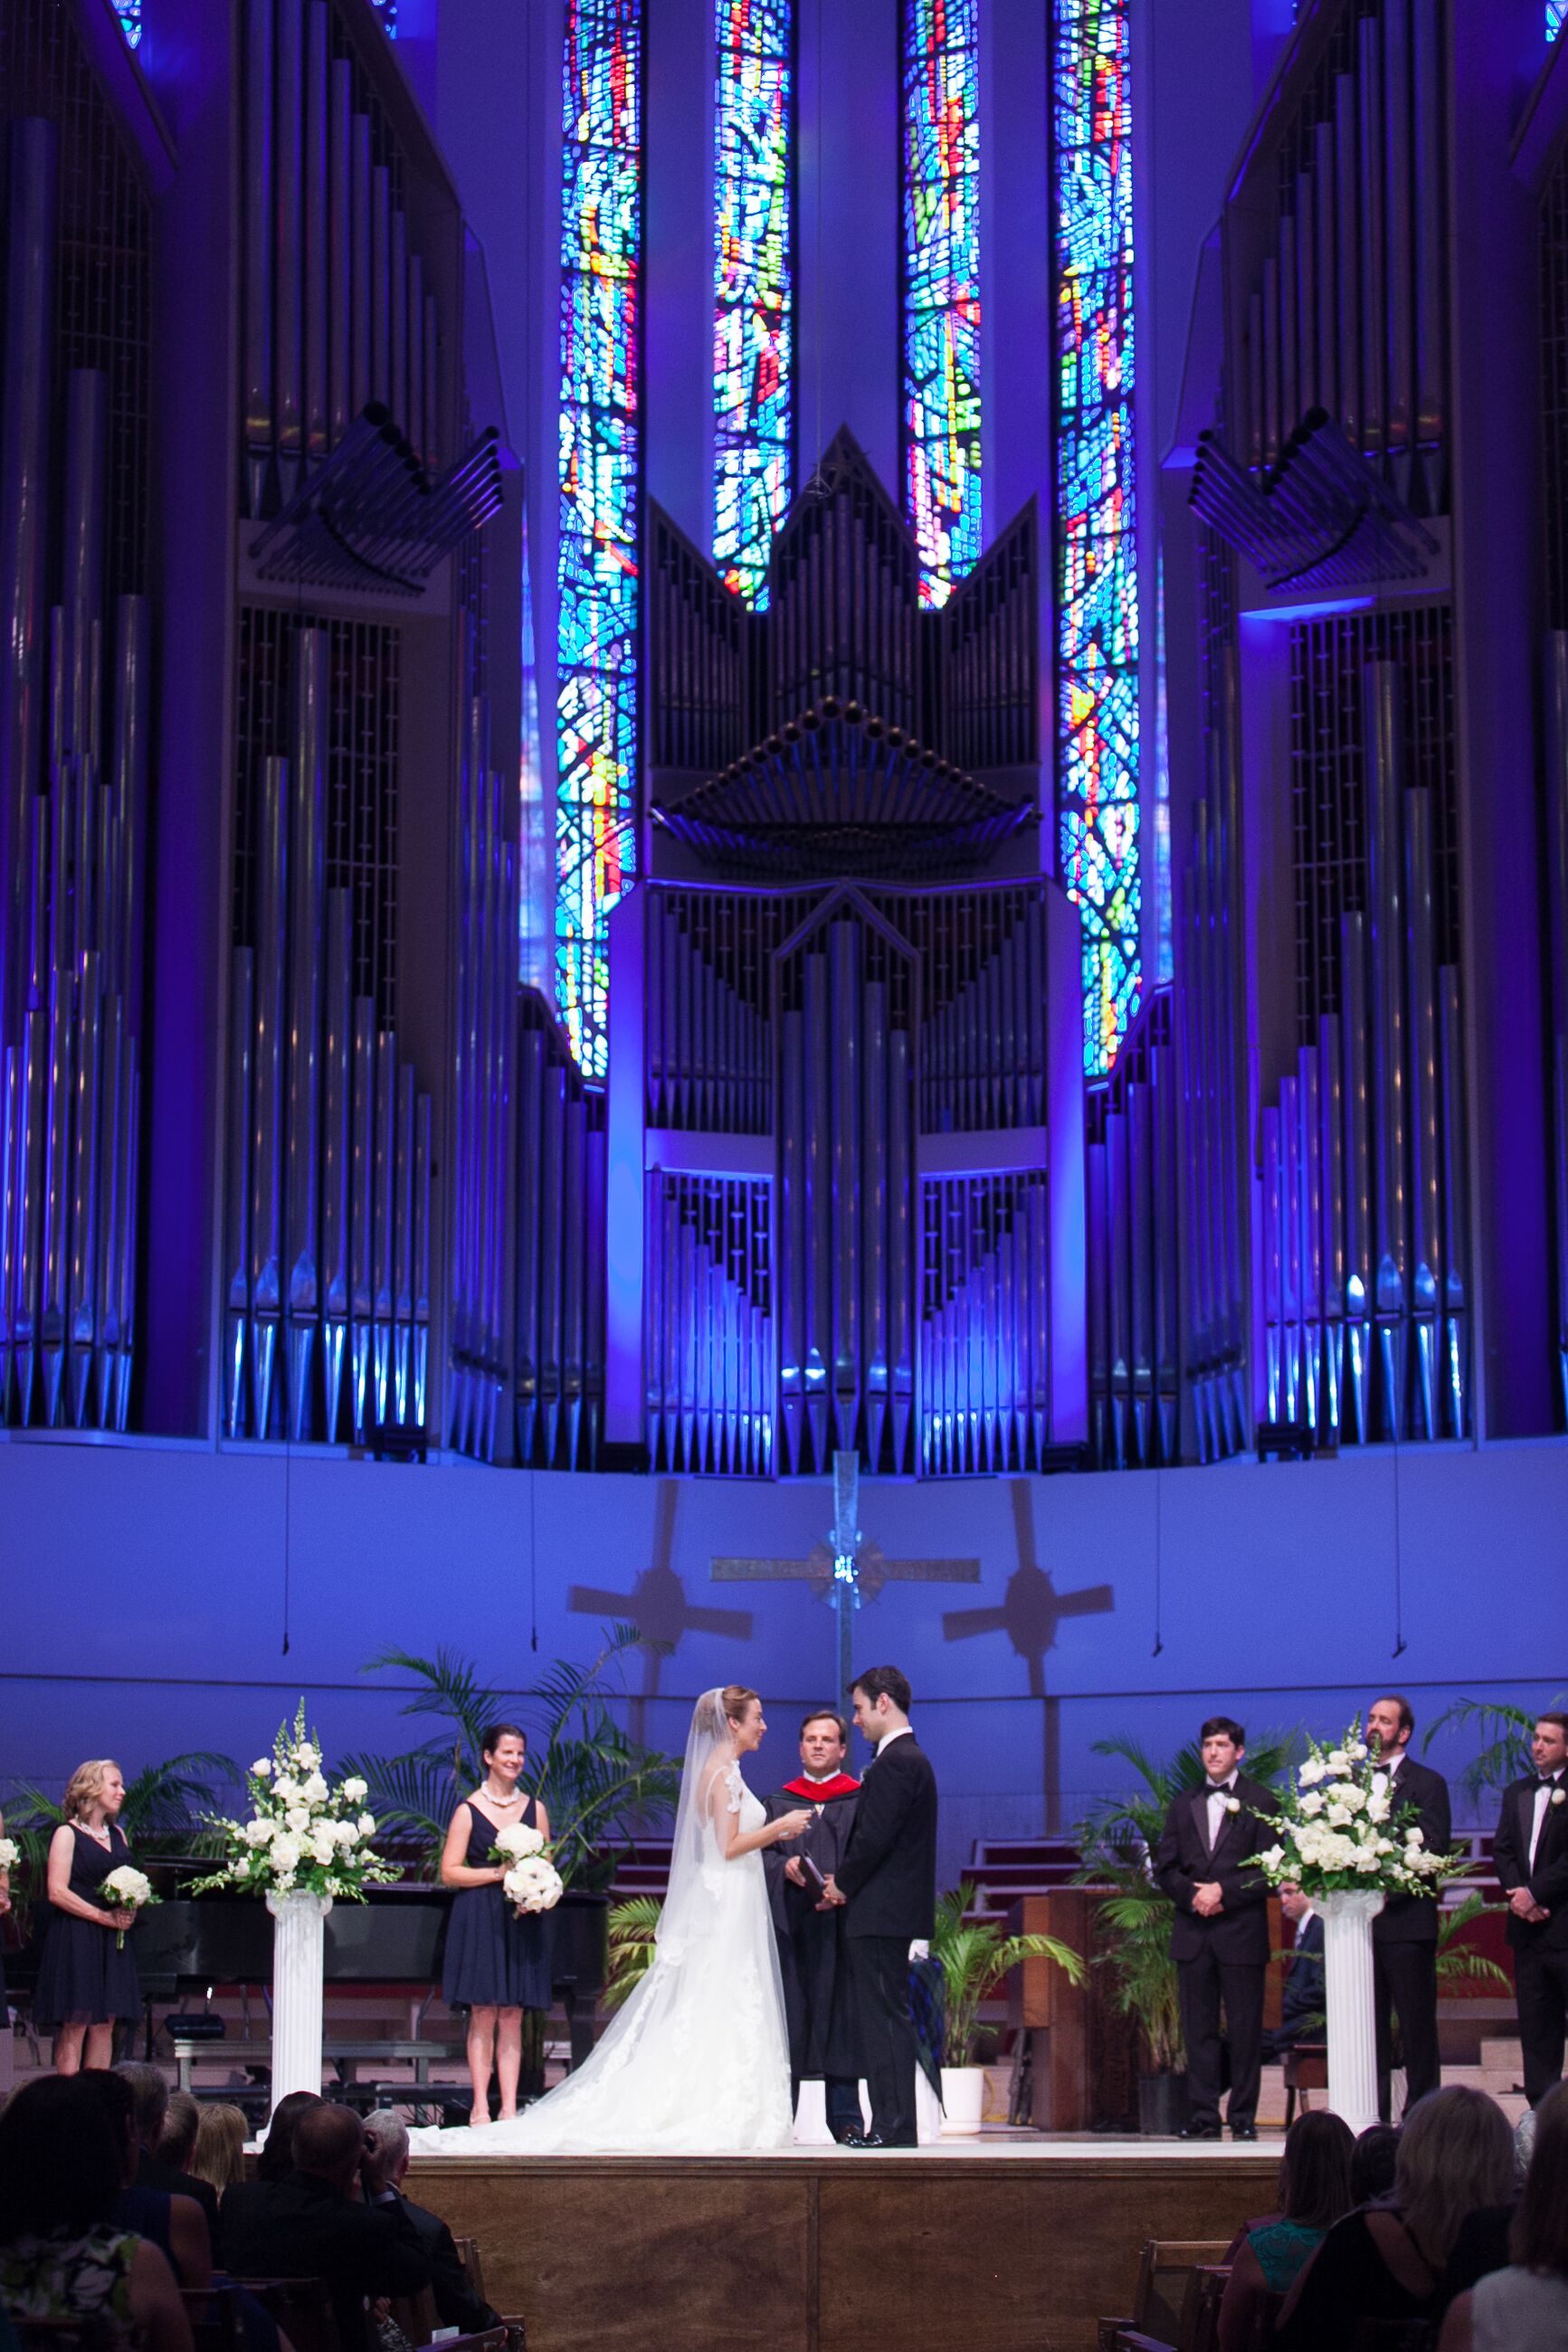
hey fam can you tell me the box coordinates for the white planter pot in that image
[939,2063,987,2136]
[1316,1888,1385,2137]
[265,1890,333,2116]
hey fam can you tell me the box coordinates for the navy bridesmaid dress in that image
[33,1821,143,2029]
[442,1797,553,2010]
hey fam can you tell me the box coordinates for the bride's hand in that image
[772,1809,813,1843]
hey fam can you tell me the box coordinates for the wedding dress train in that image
[408,1694,794,2157]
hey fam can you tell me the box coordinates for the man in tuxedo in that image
[1266,1888,1326,2061]
[1365,1692,1451,2118]
[1153,1715,1278,2141]
[763,1709,863,2141]
[821,1664,937,2149]
[362,2110,503,2334]
[1491,1709,1568,2107]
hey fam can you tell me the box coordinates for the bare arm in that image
[127,2241,195,2352]
[46,1824,133,1928]
[534,1801,551,1843]
[1215,2241,1265,2352]
[438,1806,505,1891]
[1437,2292,1474,2352]
[704,1767,812,1861]
[166,2194,214,2294]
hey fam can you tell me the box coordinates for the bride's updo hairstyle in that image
[721,1685,759,1733]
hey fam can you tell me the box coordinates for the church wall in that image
[2,1433,1562,1884]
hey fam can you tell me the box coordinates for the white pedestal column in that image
[266,1890,333,2113]
[1316,1889,1384,2135]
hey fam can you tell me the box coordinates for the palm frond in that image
[1423,1699,1562,1800]
[603,1893,664,2010]
[362,1646,519,1766]
[1435,1891,1512,1991]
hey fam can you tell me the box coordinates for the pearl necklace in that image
[480,1784,521,1807]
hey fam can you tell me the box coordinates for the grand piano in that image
[7,1882,610,2076]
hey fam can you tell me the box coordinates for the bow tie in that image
[1539,1776,1563,1791]
[1207,1783,1234,1799]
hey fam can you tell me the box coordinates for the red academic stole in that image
[783,1773,860,1801]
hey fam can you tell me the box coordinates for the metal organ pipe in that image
[225,947,254,1437]
[304,1,330,470]
[274,0,305,509]
[250,753,289,1438]
[285,630,327,1439]
[1404,785,1440,1437]
[1364,661,1408,1433]
[1547,633,1568,1420]
[243,0,274,515]
[321,887,350,1439]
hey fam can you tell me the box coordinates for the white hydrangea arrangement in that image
[100,1864,157,1947]
[193,1702,400,1901]
[1247,1719,1464,1901]
[489,1821,564,1915]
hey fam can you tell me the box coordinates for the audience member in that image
[219,2100,432,2352]
[219,2088,323,2262]
[0,2074,193,2352]
[190,2102,251,2197]
[360,2111,503,2336]
[119,2061,222,2238]
[1278,2086,1516,2349]
[1217,2109,1354,2352]
[1350,2121,1402,2205]
[81,2065,214,2293]
[1438,2080,1568,2350]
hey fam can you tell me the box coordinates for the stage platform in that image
[407,2135,1278,2352]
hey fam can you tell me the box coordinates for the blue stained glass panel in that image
[714,0,793,610]
[902,0,981,609]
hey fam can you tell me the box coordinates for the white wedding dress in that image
[408,1691,794,2156]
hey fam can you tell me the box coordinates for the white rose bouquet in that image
[503,1853,565,1916]
[0,1836,18,1871]
[192,1702,400,1902]
[488,1822,546,1867]
[1245,1718,1465,1902]
[101,1864,157,1947]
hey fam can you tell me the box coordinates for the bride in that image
[410,1685,813,2155]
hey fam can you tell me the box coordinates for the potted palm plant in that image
[931,1880,1084,2134]
[1074,1728,1297,2135]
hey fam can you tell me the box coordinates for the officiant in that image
[763,1709,863,2141]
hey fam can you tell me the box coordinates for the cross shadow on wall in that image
[942,1481,1114,1833]
[566,1482,754,1745]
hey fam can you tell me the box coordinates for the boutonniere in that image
[1553,1788,1565,1808]
[1224,1797,1240,1814]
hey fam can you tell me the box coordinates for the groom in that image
[821,1665,937,2149]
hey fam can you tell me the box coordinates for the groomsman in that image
[1365,1693,1451,2119]
[1154,1716,1278,2141]
[763,1709,863,2140]
[1491,1710,1568,2107]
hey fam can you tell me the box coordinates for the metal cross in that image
[712,1452,981,1702]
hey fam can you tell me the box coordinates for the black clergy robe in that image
[763,1777,862,2095]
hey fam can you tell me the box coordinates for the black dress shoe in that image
[1231,2123,1259,2141]
[1176,2119,1222,2140]
[841,2130,888,2147]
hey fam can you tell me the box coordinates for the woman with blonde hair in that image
[188,2104,249,2197]
[1279,2087,1517,2347]
[410,1686,812,2156]
[1439,2080,1568,2350]
[33,1761,143,2073]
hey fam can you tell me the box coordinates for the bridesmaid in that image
[440,1722,553,2124]
[34,1760,142,2073]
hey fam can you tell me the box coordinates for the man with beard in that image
[763,1709,863,2141]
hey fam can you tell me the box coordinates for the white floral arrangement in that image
[0,1837,17,1871]
[101,1864,157,1947]
[1246,1719,1464,1901]
[488,1824,563,1915]
[192,1703,401,1902]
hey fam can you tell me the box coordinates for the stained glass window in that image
[1552,1,1564,37]
[714,0,793,609]
[117,3,141,44]
[1052,0,1139,1073]
[557,0,642,1079]
[367,0,397,28]
[901,0,981,609]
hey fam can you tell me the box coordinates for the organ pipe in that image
[1547,633,1568,1421]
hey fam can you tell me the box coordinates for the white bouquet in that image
[488,1822,546,1866]
[503,1854,565,1915]
[0,1836,18,1871]
[101,1864,157,1947]
[192,1702,400,1902]
[1246,1718,1463,1903]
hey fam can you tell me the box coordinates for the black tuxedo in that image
[1493,1769,1568,2104]
[1369,1751,1450,2115]
[763,1785,862,2133]
[220,2170,432,2352]
[380,2191,501,2335]
[834,1733,938,2145]
[1153,1773,1278,2130]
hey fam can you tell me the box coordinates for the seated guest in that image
[0,2073,193,2352]
[81,2065,214,2292]
[119,2062,223,2238]
[220,2100,432,2352]
[1218,2109,1354,2352]
[191,2103,251,2199]
[219,2089,323,2262]
[1438,2080,1568,2350]
[361,2111,503,2335]
[1266,1889,1326,2061]
[1350,2121,1402,2205]
[1278,2087,1516,2349]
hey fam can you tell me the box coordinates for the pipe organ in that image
[0,14,155,1433]
[1086,991,1180,1471]
[1544,144,1568,1425]
[514,989,605,1471]
[241,0,446,520]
